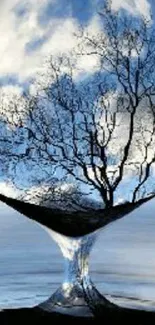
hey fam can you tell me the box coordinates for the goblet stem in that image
[39,227,115,317]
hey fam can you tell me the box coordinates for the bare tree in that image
[1,0,155,212]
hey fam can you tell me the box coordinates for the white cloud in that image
[0,1,102,82]
[111,0,151,19]
[0,181,19,198]
[0,0,79,81]
[0,0,151,83]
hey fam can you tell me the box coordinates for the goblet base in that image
[39,283,94,317]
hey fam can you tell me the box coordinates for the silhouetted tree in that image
[1,0,155,211]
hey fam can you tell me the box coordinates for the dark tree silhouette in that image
[0,1,155,209]
[2,1,155,209]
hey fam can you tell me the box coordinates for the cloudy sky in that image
[0,0,153,87]
[0,0,154,199]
